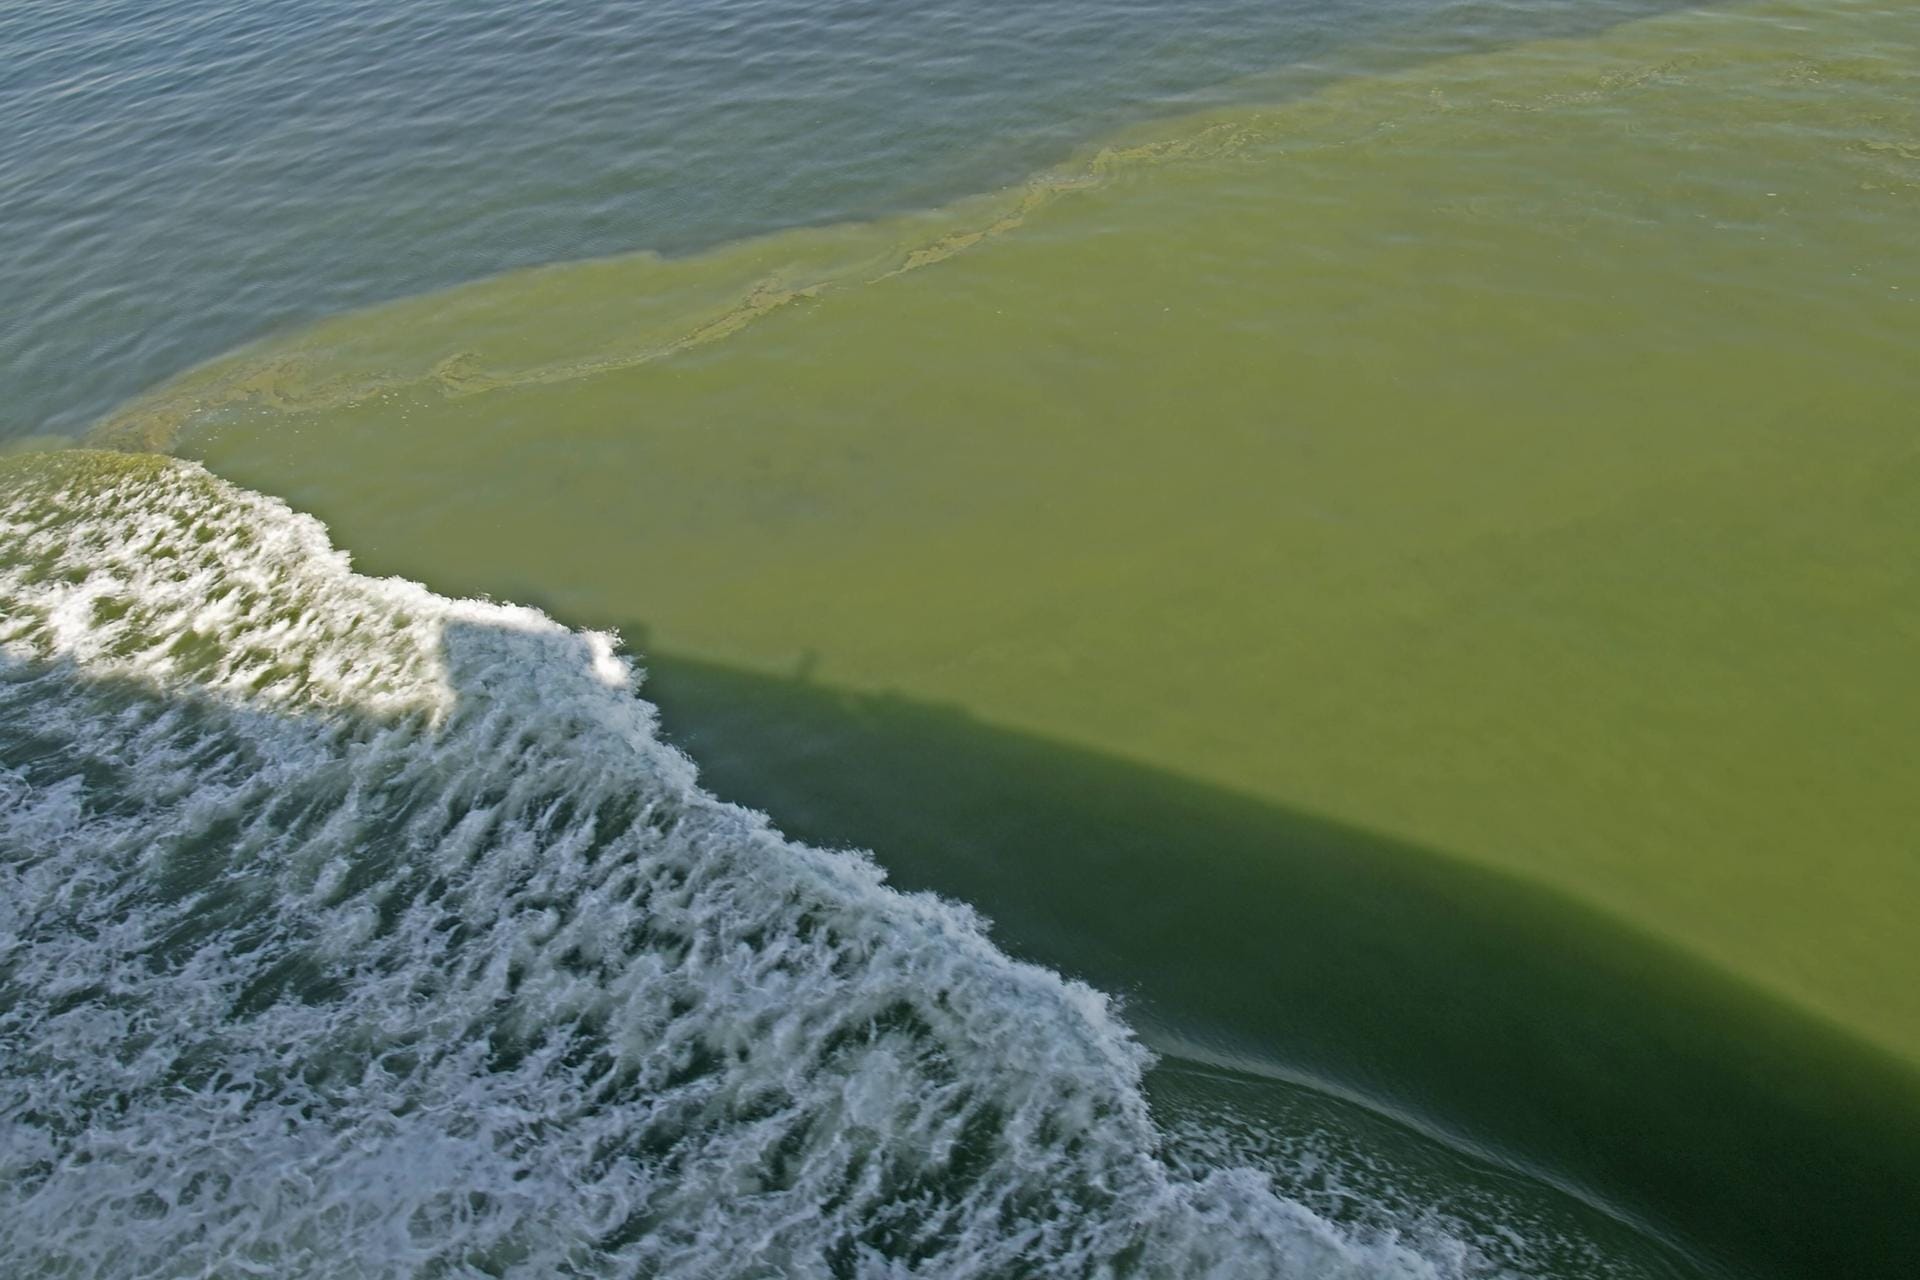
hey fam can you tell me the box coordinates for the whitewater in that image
[0,450,1559,1278]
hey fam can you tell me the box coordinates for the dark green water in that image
[4,0,1919,1276]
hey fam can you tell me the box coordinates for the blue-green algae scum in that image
[3,0,1917,1276]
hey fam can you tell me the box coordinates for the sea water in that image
[4,0,1918,1275]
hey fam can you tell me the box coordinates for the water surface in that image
[4,0,1918,1274]
[133,0,1920,1059]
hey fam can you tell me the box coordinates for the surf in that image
[1,450,1608,1278]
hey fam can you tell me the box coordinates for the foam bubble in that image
[2,452,1534,1277]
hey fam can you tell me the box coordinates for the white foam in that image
[1,453,1517,1278]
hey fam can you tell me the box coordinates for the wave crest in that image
[3,452,1497,1278]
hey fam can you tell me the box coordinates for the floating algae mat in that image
[84,0,1920,1273]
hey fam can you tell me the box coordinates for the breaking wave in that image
[3,450,1556,1278]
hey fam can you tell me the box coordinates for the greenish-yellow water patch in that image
[115,0,1920,1071]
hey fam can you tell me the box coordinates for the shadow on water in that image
[7,570,1917,1276]
[623,643,1920,1280]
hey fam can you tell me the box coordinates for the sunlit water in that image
[3,0,1918,1276]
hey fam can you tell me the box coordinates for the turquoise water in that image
[4,1,1919,1277]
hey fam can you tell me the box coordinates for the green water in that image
[67,0,1920,1272]
[124,0,1920,1044]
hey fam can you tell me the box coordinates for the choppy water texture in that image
[5,0,1920,1275]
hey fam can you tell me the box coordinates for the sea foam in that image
[2,452,1499,1278]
